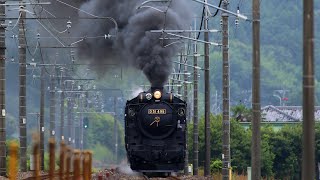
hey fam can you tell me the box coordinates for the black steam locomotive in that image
[125,87,187,174]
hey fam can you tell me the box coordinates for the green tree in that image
[85,113,125,164]
[260,125,276,177]
[231,104,252,122]
[188,114,251,173]
[271,125,302,178]
[315,123,320,179]
[230,119,251,173]
[210,159,222,173]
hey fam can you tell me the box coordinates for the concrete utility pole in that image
[84,91,89,148]
[221,0,230,179]
[192,19,199,176]
[39,67,45,170]
[79,90,84,150]
[67,96,72,146]
[49,74,56,139]
[75,108,80,149]
[204,0,211,176]
[178,54,183,96]
[251,0,261,179]
[65,81,78,148]
[0,0,6,176]
[302,0,315,179]
[18,1,27,171]
[113,97,118,164]
[184,53,189,175]
[60,71,65,142]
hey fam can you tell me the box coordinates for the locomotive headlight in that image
[154,90,162,99]
[146,93,152,100]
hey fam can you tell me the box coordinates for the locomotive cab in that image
[125,87,187,173]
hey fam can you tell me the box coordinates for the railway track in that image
[142,174,150,180]
[141,175,181,180]
[26,173,76,180]
[167,176,181,180]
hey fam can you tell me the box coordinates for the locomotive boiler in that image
[125,87,187,174]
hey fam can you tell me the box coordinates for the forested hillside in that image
[210,0,320,107]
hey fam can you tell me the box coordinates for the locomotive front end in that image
[125,87,187,173]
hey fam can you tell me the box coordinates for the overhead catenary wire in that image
[22,17,40,57]
[196,0,222,39]
[27,2,68,46]
[35,17,66,46]
[27,1,116,47]
[55,0,118,31]
[5,12,22,31]
[39,42,52,76]
[40,6,70,34]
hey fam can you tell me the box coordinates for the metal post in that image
[192,19,199,176]
[60,72,65,142]
[204,0,211,176]
[222,0,230,179]
[302,0,315,179]
[39,67,45,170]
[18,1,27,171]
[0,0,6,175]
[251,0,261,179]
[49,75,56,139]
[184,54,189,175]
[113,97,118,164]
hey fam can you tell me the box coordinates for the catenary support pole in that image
[0,0,6,175]
[18,1,27,171]
[192,19,199,176]
[184,50,189,175]
[251,0,261,179]
[49,74,56,139]
[67,96,72,146]
[40,67,45,170]
[204,0,211,176]
[113,97,118,164]
[302,0,315,179]
[60,70,65,142]
[79,90,83,150]
[222,0,230,179]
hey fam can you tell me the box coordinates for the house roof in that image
[261,106,320,122]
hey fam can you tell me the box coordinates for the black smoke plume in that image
[77,0,191,87]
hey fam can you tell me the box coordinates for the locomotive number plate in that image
[148,109,166,114]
